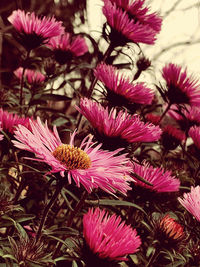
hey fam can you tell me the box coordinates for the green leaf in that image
[33,94,72,102]
[86,199,147,216]
[52,117,69,127]
[72,260,78,267]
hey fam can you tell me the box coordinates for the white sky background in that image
[87,0,200,78]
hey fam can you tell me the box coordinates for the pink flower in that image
[168,105,200,129]
[189,126,200,150]
[8,9,64,49]
[146,113,161,125]
[0,109,32,134]
[103,1,161,46]
[12,117,132,195]
[162,63,200,107]
[83,208,141,261]
[14,67,45,84]
[94,62,154,105]
[76,98,162,149]
[108,0,162,32]
[47,33,88,64]
[178,186,200,222]
[131,161,180,192]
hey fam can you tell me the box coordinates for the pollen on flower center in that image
[52,144,91,170]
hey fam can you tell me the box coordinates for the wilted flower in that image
[14,67,45,85]
[83,207,141,265]
[161,125,186,150]
[154,214,185,249]
[0,109,32,134]
[162,63,200,107]
[13,117,132,195]
[8,9,64,50]
[102,0,162,47]
[9,236,52,266]
[94,62,154,106]
[76,98,162,150]
[47,33,88,64]
[131,160,180,192]
[178,186,200,222]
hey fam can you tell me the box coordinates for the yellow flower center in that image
[52,144,91,170]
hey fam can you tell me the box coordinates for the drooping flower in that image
[83,207,141,264]
[161,125,186,150]
[178,186,200,222]
[102,0,161,47]
[12,117,132,195]
[94,62,154,106]
[8,9,64,50]
[0,109,32,134]
[131,160,180,192]
[189,126,200,150]
[47,33,88,64]
[14,67,45,85]
[154,214,185,249]
[76,98,162,150]
[162,63,200,107]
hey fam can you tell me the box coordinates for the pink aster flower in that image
[83,208,141,261]
[8,9,64,50]
[103,1,161,46]
[162,63,200,107]
[131,161,180,192]
[146,113,161,125]
[0,109,32,134]
[76,98,162,149]
[178,186,200,222]
[94,62,154,106]
[108,0,162,32]
[47,33,88,64]
[12,117,132,195]
[189,126,200,150]
[14,67,45,85]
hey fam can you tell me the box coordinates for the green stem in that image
[158,102,171,124]
[19,50,31,115]
[76,43,114,130]
[35,177,67,242]
[146,247,159,267]
[52,190,88,259]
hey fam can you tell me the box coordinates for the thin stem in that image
[19,50,31,115]
[146,247,159,267]
[158,102,171,124]
[35,178,67,242]
[52,190,88,259]
[76,44,114,130]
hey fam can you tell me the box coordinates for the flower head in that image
[162,63,200,107]
[189,126,200,150]
[102,0,161,46]
[161,125,186,150]
[76,98,162,150]
[47,33,88,64]
[145,113,161,125]
[83,208,141,263]
[0,109,32,134]
[94,62,154,106]
[14,67,45,85]
[131,161,180,192]
[12,117,132,195]
[8,9,64,50]
[154,214,185,249]
[178,186,200,222]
